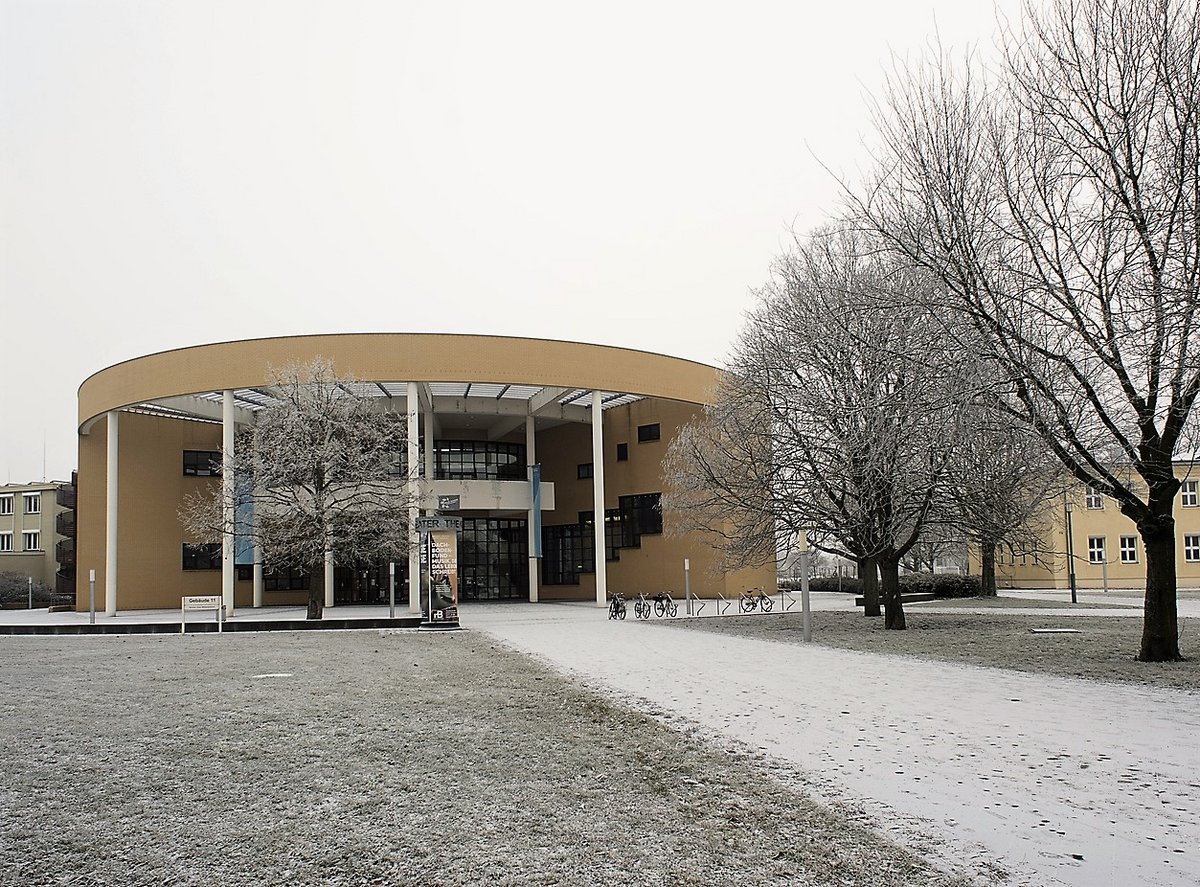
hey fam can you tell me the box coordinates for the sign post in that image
[181,595,224,634]
[88,569,96,625]
[388,561,396,619]
[415,515,462,630]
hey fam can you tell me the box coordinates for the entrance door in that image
[333,560,407,605]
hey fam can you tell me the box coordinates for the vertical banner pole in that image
[89,569,96,625]
[389,561,396,619]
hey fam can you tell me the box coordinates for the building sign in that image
[437,494,460,512]
[419,519,460,624]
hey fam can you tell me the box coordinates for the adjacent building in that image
[0,479,74,591]
[75,333,774,613]
[988,471,1200,590]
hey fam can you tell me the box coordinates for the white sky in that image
[1,1,1021,482]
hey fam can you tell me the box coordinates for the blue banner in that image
[532,463,542,558]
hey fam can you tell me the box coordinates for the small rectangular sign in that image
[437,495,460,512]
[182,595,223,611]
[415,516,463,533]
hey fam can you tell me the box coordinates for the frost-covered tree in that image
[180,358,412,619]
[853,0,1200,659]
[668,229,970,629]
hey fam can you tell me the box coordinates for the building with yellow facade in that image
[75,333,773,614]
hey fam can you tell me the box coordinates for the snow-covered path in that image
[464,602,1200,887]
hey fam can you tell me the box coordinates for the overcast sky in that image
[1,0,1022,482]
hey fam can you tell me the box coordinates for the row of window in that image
[542,492,663,585]
[575,425,661,478]
[0,493,40,515]
[1082,534,1200,564]
[1085,480,1198,509]
[0,531,41,552]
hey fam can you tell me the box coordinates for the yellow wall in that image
[75,337,776,609]
[977,476,1200,590]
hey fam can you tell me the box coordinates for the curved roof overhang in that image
[78,333,720,436]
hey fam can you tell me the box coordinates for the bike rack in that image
[714,592,732,616]
[780,590,799,612]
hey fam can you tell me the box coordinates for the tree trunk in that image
[979,539,998,597]
[858,556,881,617]
[307,567,325,620]
[1137,512,1180,662]
[878,554,905,630]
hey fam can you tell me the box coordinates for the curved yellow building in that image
[76,333,772,614]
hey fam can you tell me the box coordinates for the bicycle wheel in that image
[760,595,774,613]
[654,599,666,617]
[617,602,626,620]
[667,601,678,617]
[739,596,751,613]
[636,600,649,619]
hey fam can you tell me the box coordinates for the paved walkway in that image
[463,601,1200,887]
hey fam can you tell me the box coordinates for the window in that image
[1087,536,1106,564]
[620,492,663,538]
[0,494,11,515]
[1119,536,1138,564]
[1084,486,1104,509]
[263,566,309,591]
[542,523,586,585]
[434,440,525,481]
[616,443,628,462]
[579,509,622,567]
[23,531,41,551]
[0,533,11,552]
[1185,535,1200,563]
[183,450,223,477]
[637,423,660,443]
[182,543,222,570]
[1182,480,1198,508]
[577,463,594,480]
[23,493,41,514]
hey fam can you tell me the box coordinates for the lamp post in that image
[1064,501,1078,604]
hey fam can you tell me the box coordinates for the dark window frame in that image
[182,542,222,571]
[637,423,660,443]
[577,462,594,479]
[183,450,223,477]
[616,443,628,461]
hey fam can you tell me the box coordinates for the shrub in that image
[0,572,54,606]
[899,573,981,598]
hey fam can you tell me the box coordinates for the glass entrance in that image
[458,518,528,600]
[333,560,408,605]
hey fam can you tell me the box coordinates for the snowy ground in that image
[465,601,1200,887]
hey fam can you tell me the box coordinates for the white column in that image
[252,543,264,608]
[423,396,435,482]
[591,391,607,608]
[526,414,539,603]
[407,382,421,613]
[221,390,236,616]
[104,410,118,616]
[324,549,335,609]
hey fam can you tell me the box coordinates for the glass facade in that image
[389,441,526,481]
[459,518,529,600]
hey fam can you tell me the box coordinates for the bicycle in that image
[653,590,678,618]
[738,587,774,613]
[608,592,627,620]
[633,592,652,620]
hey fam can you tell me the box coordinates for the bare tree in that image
[180,358,412,619]
[668,229,970,628]
[853,0,1199,660]
[947,398,1066,595]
